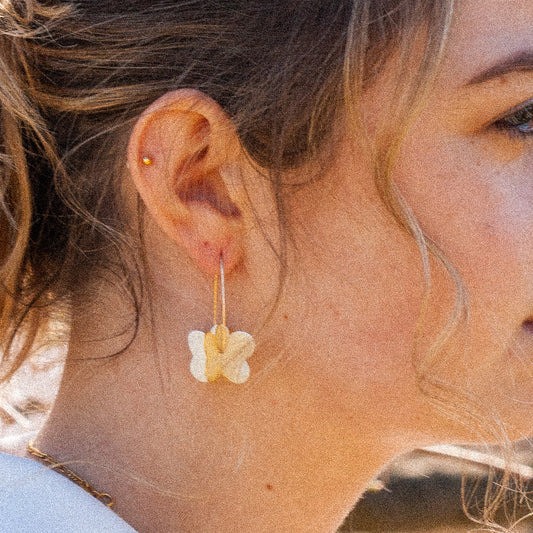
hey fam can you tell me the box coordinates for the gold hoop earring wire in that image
[213,256,228,350]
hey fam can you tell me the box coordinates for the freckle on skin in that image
[283,314,288,320]
[266,483,273,491]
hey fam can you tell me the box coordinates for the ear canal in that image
[177,170,242,218]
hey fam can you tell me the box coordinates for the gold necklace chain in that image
[27,441,115,508]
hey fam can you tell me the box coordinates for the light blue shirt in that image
[0,451,137,532]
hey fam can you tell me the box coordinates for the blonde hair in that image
[2,1,524,530]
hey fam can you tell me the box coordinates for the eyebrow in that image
[466,50,533,86]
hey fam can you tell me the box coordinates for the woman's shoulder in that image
[0,450,137,532]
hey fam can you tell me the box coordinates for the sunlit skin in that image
[33,1,533,532]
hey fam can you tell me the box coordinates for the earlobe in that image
[126,89,246,275]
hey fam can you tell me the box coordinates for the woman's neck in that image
[33,280,397,532]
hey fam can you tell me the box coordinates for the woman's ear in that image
[127,89,247,275]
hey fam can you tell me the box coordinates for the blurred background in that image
[1,342,533,533]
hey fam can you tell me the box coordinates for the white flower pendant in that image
[188,325,255,383]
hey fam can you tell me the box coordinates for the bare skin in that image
[34,1,533,531]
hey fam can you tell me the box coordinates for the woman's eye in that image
[493,103,533,139]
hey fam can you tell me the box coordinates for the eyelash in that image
[493,103,533,139]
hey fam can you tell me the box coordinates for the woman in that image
[0,0,532,531]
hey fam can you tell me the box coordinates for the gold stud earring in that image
[188,257,255,384]
[142,156,153,165]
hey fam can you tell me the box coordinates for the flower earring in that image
[188,257,255,383]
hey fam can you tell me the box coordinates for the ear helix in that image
[126,155,153,169]
[188,256,255,384]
